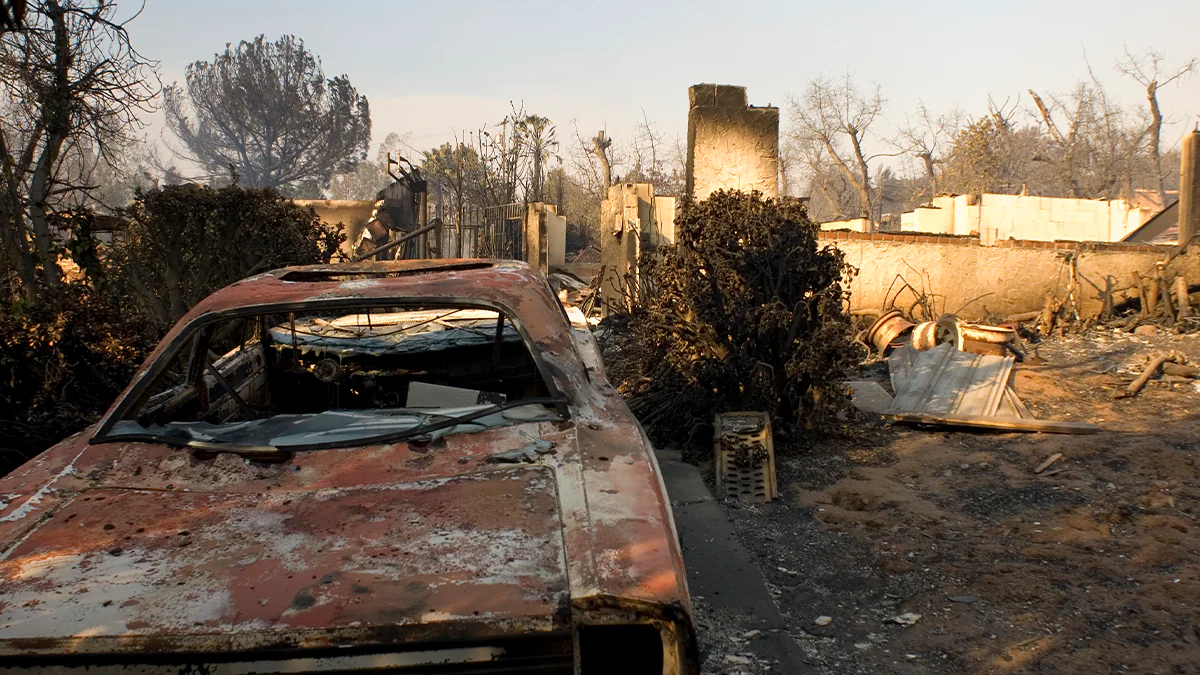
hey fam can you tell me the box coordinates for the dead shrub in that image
[0,185,343,474]
[0,288,157,473]
[107,182,343,328]
[603,190,857,449]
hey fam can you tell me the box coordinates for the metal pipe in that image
[349,223,439,263]
[418,185,429,258]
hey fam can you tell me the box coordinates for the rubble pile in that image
[856,308,1100,434]
[1025,250,1199,336]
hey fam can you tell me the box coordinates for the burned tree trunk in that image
[1158,267,1176,325]
[592,131,613,189]
[1174,275,1191,318]
[1132,272,1152,318]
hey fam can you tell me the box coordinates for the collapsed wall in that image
[675,83,1182,322]
[898,194,1155,243]
[293,199,376,258]
[596,183,675,313]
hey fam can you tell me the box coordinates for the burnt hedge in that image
[0,183,342,474]
[603,190,857,448]
[0,289,157,474]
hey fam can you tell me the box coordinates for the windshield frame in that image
[89,296,572,447]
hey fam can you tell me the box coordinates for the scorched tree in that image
[164,34,371,196]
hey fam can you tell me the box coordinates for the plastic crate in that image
[714,411,777,503]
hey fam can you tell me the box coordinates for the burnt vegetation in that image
[0,287,157,474]
[107,181,343,326]
[603,190,858,449]
[0,183,341,472]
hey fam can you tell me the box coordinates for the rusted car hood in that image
[0,424,578,656]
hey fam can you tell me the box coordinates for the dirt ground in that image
[703,329,1200,674]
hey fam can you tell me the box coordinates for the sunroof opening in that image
[280,262,496,282]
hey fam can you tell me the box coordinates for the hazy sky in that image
[127,0,1200,170]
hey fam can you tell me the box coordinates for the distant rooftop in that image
[1123,200,1179,245]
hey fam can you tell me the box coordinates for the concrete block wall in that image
[686,84,779,201]
[818,230,1188,319]
[821,218,871,233]
[523,202,566,272]
[652,196,677,248]
[898,194,1155,243]
[901,207,950,234]
[546,211,566,268]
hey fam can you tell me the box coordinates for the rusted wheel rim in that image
[960,324,1016,344]
[867,309,914,353]
[935,315,964,350]
[911,321,939,350]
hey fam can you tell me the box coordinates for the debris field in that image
[704,328,1200,674]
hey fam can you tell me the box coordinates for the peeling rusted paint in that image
[0,471,566,645]
[0,260,695,671]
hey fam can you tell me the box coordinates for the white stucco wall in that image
[821,218,871,233]
[900,194,1155,243]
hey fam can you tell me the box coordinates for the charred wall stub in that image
[597,184,675,314]
[685,84,779,201]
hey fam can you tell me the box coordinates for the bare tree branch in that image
[788,74,885,223]
[1117,45,1197,204]
[0,0,158,299]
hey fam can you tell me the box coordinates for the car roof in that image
[128,259,584,405]
[190,259,542,316]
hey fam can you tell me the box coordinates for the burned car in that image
[0,260,696,674]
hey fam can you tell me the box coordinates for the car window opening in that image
[103,304,563,451]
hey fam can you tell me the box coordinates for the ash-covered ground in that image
[690,329,1200,674]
